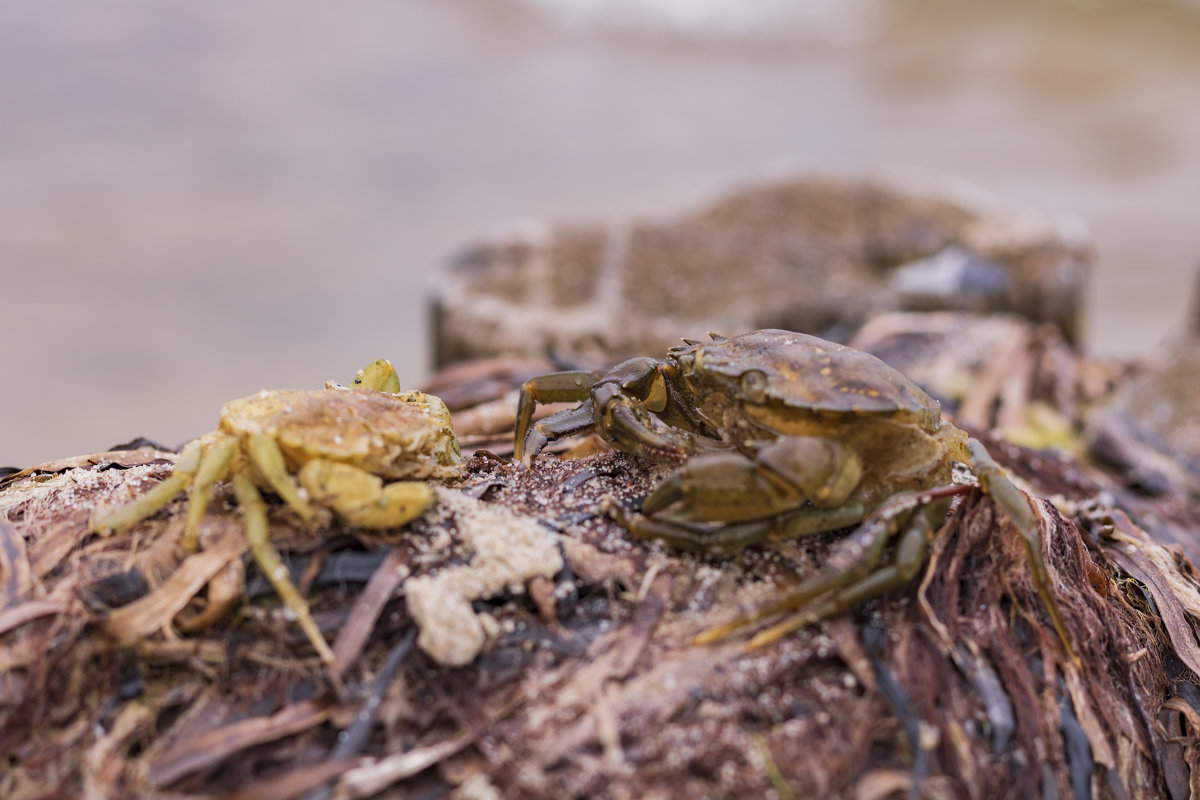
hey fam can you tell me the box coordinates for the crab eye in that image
[740,370,768,403]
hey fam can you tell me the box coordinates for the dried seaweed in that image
[3,354,1200,798]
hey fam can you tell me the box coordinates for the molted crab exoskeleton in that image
[91,359,463,677]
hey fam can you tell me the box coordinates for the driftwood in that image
[3,335,1200,798]
[432,173,1091,369]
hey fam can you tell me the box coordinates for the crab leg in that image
[91,439,205,536]
[180,436,238,553]
[608,497,866,556]
[231,473,338,675]
[742,505,939,650]
[514,371,598,462]
[246,433,317,524]
[690,485,966,645]
[607,501,775,554]
[518,403,597,466]
[967,439,1078,666]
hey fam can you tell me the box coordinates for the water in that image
[3,0,1199,465]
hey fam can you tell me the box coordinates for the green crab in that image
[515,329,1074,657]
[91,359,462,675]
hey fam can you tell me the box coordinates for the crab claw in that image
[641,470,685,515]
[604,403,688,461]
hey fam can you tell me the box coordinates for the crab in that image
[90,359,463,676]
[515,329,1074,658]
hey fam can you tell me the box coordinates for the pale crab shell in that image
[218,386,463,481]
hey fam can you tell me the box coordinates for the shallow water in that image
[3,0,1199,465]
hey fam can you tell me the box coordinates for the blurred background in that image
[3,0,1200,466]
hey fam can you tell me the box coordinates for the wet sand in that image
[3,0,1199,465]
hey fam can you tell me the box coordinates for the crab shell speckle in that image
[219,387,463,481]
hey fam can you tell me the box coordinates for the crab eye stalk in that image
[352,358,402,393]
